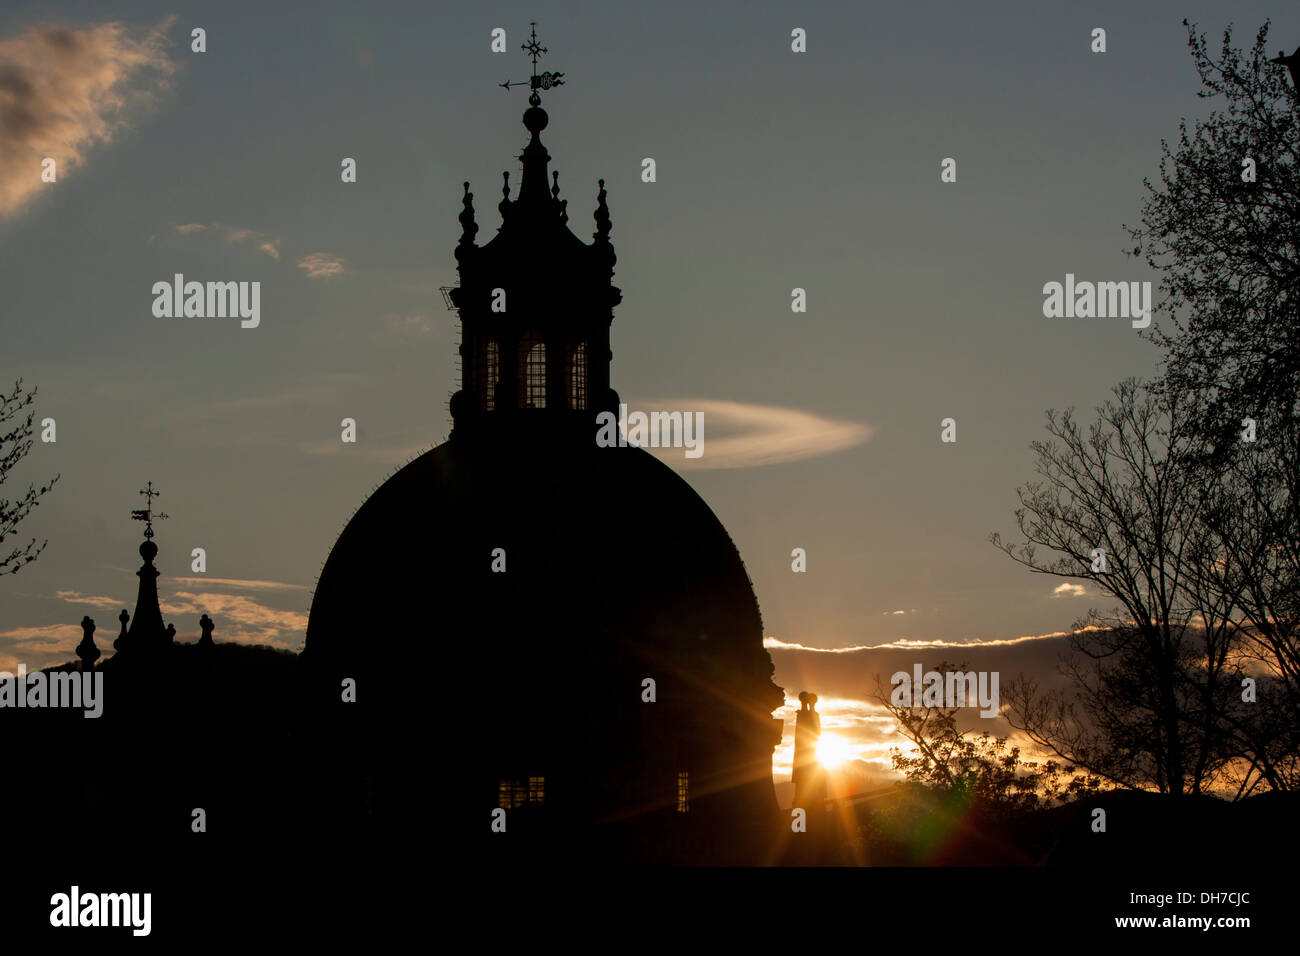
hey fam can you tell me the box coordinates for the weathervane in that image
[500,22,565,106]
[130,480,169,539]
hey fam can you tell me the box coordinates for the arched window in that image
[519,333,546,408]
[567,341,587,410]
[483,339,499,411]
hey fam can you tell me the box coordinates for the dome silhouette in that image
[304,434,785,864]
[303,40,784,863]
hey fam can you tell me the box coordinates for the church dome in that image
[304,433,784,862]
[301,39,784,863]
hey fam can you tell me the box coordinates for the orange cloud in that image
[1052,582,1087,598]
[296,252,345,279]
[52,586,307,651]
[0,19,175,219]
[161,591,306,649]
[54,590,122,610]
[0,622,81,672]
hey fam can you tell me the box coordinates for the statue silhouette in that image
[1272,46,1300,89]
[792,692,826,812]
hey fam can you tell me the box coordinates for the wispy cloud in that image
[297,252,345,279]
[54,590,122,610]
[0,623,81,672]
[52,586,307,650]
[634,399,871,470]
[765,631,1082,652]
[298,438,433,462]
[170,576,308,592]
[175,222,281,258]
[160,592,306,649]
[0,19,175,219]
[385,312,436,335]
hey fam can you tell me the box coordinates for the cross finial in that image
[131,480,169,539]
[499,22,565,105]
[523,21,546,72]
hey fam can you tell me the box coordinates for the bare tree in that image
[0,380,59,575]
[991,380,1242,797]
[1193,424,1300,792]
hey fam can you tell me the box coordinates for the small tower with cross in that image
[448,22,620,440]
[121,481,170,655]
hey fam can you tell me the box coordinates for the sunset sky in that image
[3,1,1297,793]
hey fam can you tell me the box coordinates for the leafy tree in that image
[871,663,1099,816]
[1123,19,1300,792]
[1127,20,1300,434]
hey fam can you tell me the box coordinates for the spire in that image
[518,101,552,206]
[125,537,165,652]
[497,22,566,211]
[123,482,169,654]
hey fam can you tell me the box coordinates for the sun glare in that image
[817,734,853,769]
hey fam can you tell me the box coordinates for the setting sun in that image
[817,734,854,769]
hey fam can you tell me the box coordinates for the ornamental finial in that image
[499,170,512,220]
[130,481,168,540]
[458,181,478,247]
[499,22,565,107]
